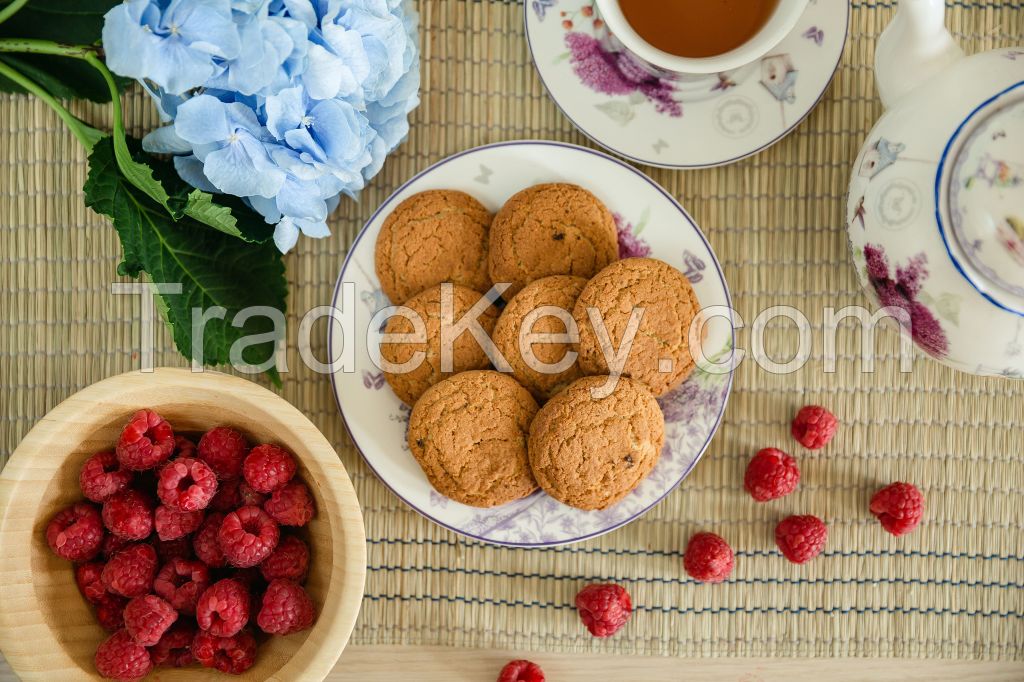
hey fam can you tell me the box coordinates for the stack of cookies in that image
[373,184,703,511]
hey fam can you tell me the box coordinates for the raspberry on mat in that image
[197,426,249,481]
[256,579,315,636]
[497,659,546,682]
[791,405,838,450]
[744,447,800,502]
[219,505,280,568]
[79,451,132,503]
[775,515,828,564]
[124,594,178,647]
[157,457,218,511]
[574,583,632,637]
[101,489,154,541]
[196,578,251,637]
[683,532,734,583]
[116,409,175,471]
[192,629,258,674]
[243,443,297,494]
[45,502,104,562]
[94,629,153,680]
[870,482,925,536]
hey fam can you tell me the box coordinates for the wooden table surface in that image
[2,646,1022,681]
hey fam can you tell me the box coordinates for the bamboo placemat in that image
[1,0,1022,663]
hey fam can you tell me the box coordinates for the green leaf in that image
[143,145,276,243]
[0,1,129,101]
[83,137,287,382]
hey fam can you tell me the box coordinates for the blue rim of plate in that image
[328,140,735,547]
[522,0,850,170]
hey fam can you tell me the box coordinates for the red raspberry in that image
[192,629,257,674]
[683,532,734,583]
[498,660,545,682]
[79,451,132,503]
[870,482,925,536]
[153,536,193,563]
[574,584,632,637]
[154,558,211,615]
[124,594,178,646]
[102,533,132,559]
[775,515,828,564]
[174,436,197,458]
[198,427,249,481]
[210,478,267,511]
[95,594,128,632]
[102,489,154,540]
[791,405,838,449]
[94,629,153,680]
[219,505,280,568]
[196,578,251,637]
[150,622,197,667]
[744,448,800,502]
[76,561,108,604]
[260,535,310,582]
[154,505,204,541]
[45,502,104,562]
[264,481,315,527]
[256,579,315,635]
[193,512,227,568]
[157,457,218,511]
[116,409,175,471]
[101,542,158,598]
[243,444,297,494]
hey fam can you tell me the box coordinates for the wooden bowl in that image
[0,368,366,681]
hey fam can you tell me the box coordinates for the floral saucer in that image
[525,0,849,168]
[329,141,734,547]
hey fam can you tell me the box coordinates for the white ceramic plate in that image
[329,141,734,546]
[524,0,849,168]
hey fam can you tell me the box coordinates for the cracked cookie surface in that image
[381,284,498,406]
[493,275,588,401]
[375,189,493,305]
[573,257,702,397]
[528,375,665,511]
[408,370,540,508]
[488,183,618,299]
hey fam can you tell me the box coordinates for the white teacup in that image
[594,0,809,79]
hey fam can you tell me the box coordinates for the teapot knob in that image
[874,0,964,108]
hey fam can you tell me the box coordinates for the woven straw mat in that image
[1,0,1022,662]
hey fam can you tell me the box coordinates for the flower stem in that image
[0,37,98,59]
[0,58,103,151]
[0,0,30,27]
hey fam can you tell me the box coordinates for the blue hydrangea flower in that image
[106,0,421,252]
[103,0,241,95]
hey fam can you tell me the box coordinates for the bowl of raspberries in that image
[0,368,366,681]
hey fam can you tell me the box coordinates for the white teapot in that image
[847,0,1024,377]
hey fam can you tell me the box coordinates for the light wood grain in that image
[3,648,1021,682]
[0,368,367,681]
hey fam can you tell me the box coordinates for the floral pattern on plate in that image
[525,0,849,168]
[329,141,734,547]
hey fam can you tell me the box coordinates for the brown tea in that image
[619,0,781,58]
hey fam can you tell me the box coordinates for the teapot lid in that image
[939,83,1024,316]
